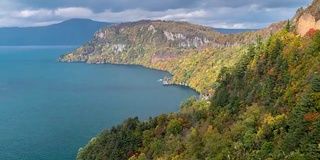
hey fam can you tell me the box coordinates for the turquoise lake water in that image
[0,46,198,160]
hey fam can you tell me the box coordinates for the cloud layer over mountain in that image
[0,0,313,28]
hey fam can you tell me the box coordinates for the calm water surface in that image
[0,46,198,160]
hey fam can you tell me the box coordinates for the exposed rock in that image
[96,32,104,39]
[111,44,126,54]
[148,25,157,34]
[163,31,175,41]
[293,0,320,36]
[163,31,187,41]
[162,76,173,85]
[175,33,186,39]
[296,13,320,36]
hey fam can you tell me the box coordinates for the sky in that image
[0,0,314,29]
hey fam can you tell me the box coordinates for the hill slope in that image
[60,20,284,65]
[59,20,285,94]
[76,24,320,160]
[0,19,113,46]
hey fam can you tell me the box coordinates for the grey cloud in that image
[203,0,312,9]
[0,0,314,28]
[16,0,312,12]
[16,0,199,12]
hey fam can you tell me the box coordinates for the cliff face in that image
[296,12,320,36]
[59,20,284,65]
[294,0,320,36]
[59,20,218,64]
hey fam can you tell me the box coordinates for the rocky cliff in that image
[294,0,320,36]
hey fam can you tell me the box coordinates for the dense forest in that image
[75,23,320,159]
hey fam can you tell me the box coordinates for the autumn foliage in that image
[304,28,318,37]
[304,112,320,122]
[76,27,320,160]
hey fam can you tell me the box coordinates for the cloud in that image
[156,9,207,20]
[0,0,314,28]
[14,0,312,12]
[15,0,200,12]
[13,9,53,18]
[54,7,93,18]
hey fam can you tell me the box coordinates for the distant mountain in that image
[0,19,113,46]
[213,28,259,34]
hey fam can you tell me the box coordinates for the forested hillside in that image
[75,25,320,160]
[60,1,320,159]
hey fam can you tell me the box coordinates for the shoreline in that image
[59,59,201,97]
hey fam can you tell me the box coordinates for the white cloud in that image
[13,9,53,18]
[54,7,93,18]
[0,7,95,27]
[156,9,207,20]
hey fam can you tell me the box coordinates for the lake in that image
[0,46,198,160]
